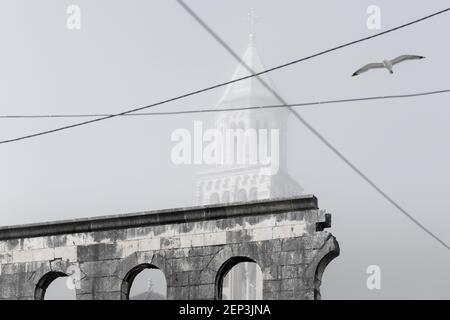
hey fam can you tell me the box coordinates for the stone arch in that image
[305,235,340,300]
[33,260,76,300]
[214,256,256,300]
[314,249,339,299]
[120,263,166,300]
[116,252,171,300]
[207,243,268,274]
[34,271,68,300]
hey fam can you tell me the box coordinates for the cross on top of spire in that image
[248,8,258,38]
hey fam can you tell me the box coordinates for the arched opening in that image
[35,271,76,300]
[314,249,339,300]
[248,187,258,201]
[222,191,231,203]
[209,192,220,204]
[122,264,167,300]
[237,189,247,202]
[216,257,263,300]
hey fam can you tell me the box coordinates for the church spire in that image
[214,14,277,110]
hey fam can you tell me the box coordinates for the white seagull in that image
[352,55,425,76]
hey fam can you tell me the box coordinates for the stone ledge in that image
[0,195,318,241]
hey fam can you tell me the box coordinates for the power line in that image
[1,7,449,144]
[176,0,450,250]
[1,89,449,119]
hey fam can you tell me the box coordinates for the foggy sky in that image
[0,0,449,299]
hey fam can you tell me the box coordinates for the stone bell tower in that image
[196,34,303,206]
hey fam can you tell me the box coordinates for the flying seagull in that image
[352,55,425,76]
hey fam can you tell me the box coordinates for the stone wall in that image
[0,195,339,300]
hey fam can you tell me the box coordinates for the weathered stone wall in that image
[0,196,339,300]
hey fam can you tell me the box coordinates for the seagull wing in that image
[352,63,384,76]
[391,55,425,65]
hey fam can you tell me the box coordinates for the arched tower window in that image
[209,192,220,204]
[237,189,247,202]
[249,187,258,201]
[222,191,231,203]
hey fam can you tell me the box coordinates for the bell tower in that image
[196,34,303,206]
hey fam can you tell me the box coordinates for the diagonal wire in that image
[176,0,449,250]
[0,7,449,144]
[1,89,449,119]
